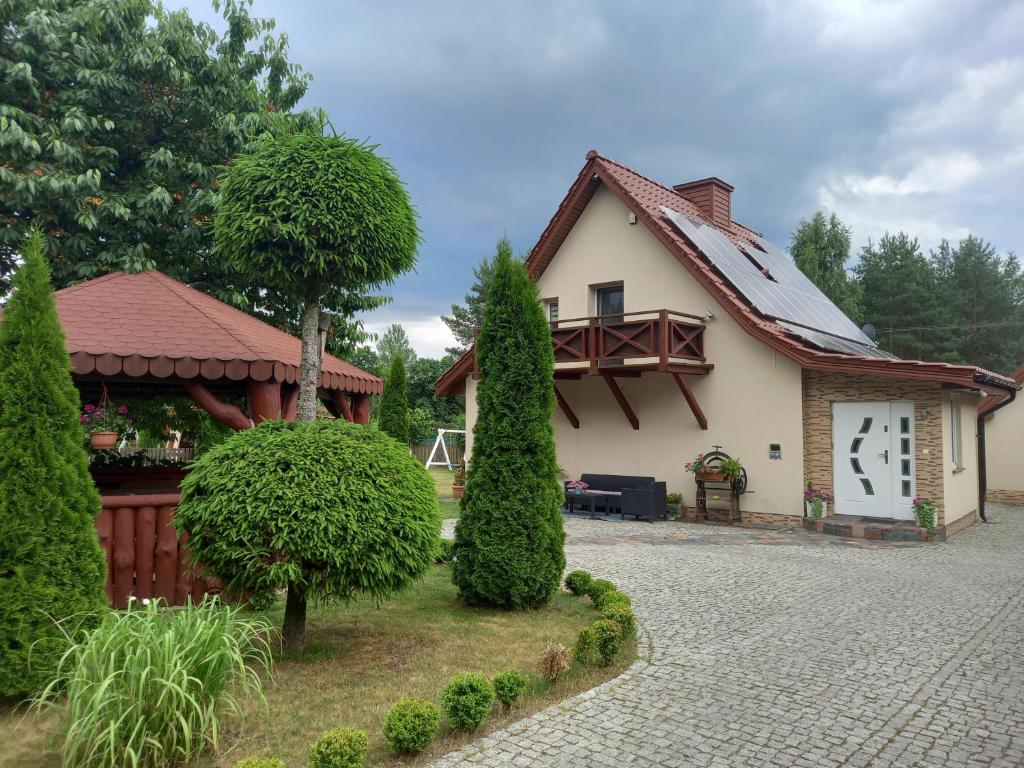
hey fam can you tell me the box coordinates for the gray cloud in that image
[170,0,1024,354]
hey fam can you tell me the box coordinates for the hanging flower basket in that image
[90,431,119,450]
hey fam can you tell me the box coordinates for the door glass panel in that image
[902,480,911,497]
[858,417,873,434]
[851,437,863,453]
[900,438,911,455]
[900,416,910,434]
[860,478,874,495]
[851,458,863,474]
[901,459,910,476]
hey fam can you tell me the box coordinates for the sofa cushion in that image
[579,474,656,492]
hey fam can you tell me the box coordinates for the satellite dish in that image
[861,323,876,341]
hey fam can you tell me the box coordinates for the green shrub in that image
[585,579,616,604]
[452,240,565,608]
[0,233,108,697]
[309,727,368,768]
[492,668,530,707]
[440,672,494,731]
[602,603,637,640]
[594,590,631,611]
[234,759,286,768]
[666,492,683,505]
[572,625,597,666]
[564,570,592,596]
[382,698,440,754]
[36,599,272,768]
[177,420,442,654]
[435,539,455,565]
[378,356,410,444]
[592,619,623,666]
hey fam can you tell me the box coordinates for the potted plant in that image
[804,484,831,519]
[665,492,683,519]
[565,479,589,496]
[452,459,466,500]
[80,402,131,450]
[912,497,938,539]
[684,453,723,482]
[719,457,744,519]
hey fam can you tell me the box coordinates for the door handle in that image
[878,449,888,464]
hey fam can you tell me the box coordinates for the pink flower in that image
[80,415,89,424]
[117,405,128,414]
[126,418,133,424]
[84,404,96,413]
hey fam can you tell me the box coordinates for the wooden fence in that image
[411,440,465,467]
[96,493,216,609]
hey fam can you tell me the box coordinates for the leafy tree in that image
[177,420,441,654]
[451,242,565,608]
[213,131,418,422]
[441,245,501,354]
[931,236,1024,374]
[0,232,107,697]
[347,344,381,377]
[789,211,862,321]
[856,232,942,360]
[378,355,410,444]
[408,406,439,443]
[376,323,416,373]
[408,355,462,426]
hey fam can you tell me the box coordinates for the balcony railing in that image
[549,309,706,370]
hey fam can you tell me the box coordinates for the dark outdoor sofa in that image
[575,474,667,522]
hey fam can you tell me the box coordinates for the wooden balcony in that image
[549,309,709,376]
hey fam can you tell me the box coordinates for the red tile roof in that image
[436,150,1018,398]
[46,270,380,394]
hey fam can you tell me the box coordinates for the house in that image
[436,150,1019,537]
[979,363,1024,506]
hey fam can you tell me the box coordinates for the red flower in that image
[84,403,96,413]
[117,405,128,414]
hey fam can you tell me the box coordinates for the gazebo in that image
[52,270,383,607]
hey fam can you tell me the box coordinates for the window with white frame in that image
[950,393,963,470]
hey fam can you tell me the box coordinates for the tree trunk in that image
[282,581,307,655]
[297,299,322,422]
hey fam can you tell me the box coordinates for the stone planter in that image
[90,431,118,450]
[805,499,829,519]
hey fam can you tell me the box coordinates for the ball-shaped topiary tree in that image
[213,130,418,422]
[0,233,107,697]
[378,355,410,444]
[176,420,441,653]
[451,239,565,608]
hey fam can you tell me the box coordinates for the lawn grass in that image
[0,567,635,767]
[429,466,455,498]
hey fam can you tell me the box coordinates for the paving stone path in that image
[436,505,1024,767]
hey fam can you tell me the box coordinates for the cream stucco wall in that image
[464,375,477,460]
[942,393,980,525]
[985,395,1024,496]
[521,185,805,516]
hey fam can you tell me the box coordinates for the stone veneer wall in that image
[802,371,948,524]
[987,489,1024,506]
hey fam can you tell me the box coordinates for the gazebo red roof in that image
[51,270,381,395]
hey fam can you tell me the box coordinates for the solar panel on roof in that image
[777,322,899,360]
[660,207,876,347]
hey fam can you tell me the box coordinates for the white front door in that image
[832,401,915,520]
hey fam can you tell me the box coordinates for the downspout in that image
[977,383,1017,523]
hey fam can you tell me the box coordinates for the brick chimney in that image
[672,177,734,230]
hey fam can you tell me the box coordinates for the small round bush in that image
[440,672,494,731]
[585,578,616,604]
[602,603,637,640]
[492,668,530,707]
[594,589,631,611]
[309,727,368,768]
[592,619,623,666]
[539,644,572,681]
[564,570,592,596]
[572,625,597,666]
[234,760,286,768]
[383,698,440,754]
[435,539,455,565]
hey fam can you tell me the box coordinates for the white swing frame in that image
[425,428,466,470]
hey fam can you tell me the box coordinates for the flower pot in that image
[695,471,725,483]
[452,485,465,500]
[804,500,828,519]
[90,431,118,450]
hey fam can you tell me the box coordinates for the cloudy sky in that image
[172,0,1024,357]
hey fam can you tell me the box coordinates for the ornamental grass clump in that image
[440,672,494,731]
[492,668,530,708]
[538,644,572,682]
[36,599,272,768]
[382,698,440,754]
[309,727,368,768]
[564,569,592,596]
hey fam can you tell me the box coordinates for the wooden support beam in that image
[247,380,281,423]
[602,375,638,430]
[281,384,299,420]
[554,385,580,429]
[351,393,371,424]
[183,380,252,430]
[333,391,354,422]
[673,373,708,430]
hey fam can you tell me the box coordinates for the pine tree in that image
[375,323,417,374]
[789,211,862,322]
[451,240,565,608]
[0,233,107,698]
[378,355,411,444]
[441,246,500,354]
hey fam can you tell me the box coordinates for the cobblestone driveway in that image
[435,505,1024,767]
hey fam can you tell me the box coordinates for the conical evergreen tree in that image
[0,233,107,698]
[452,239,565,608]
[378,355,410,444]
